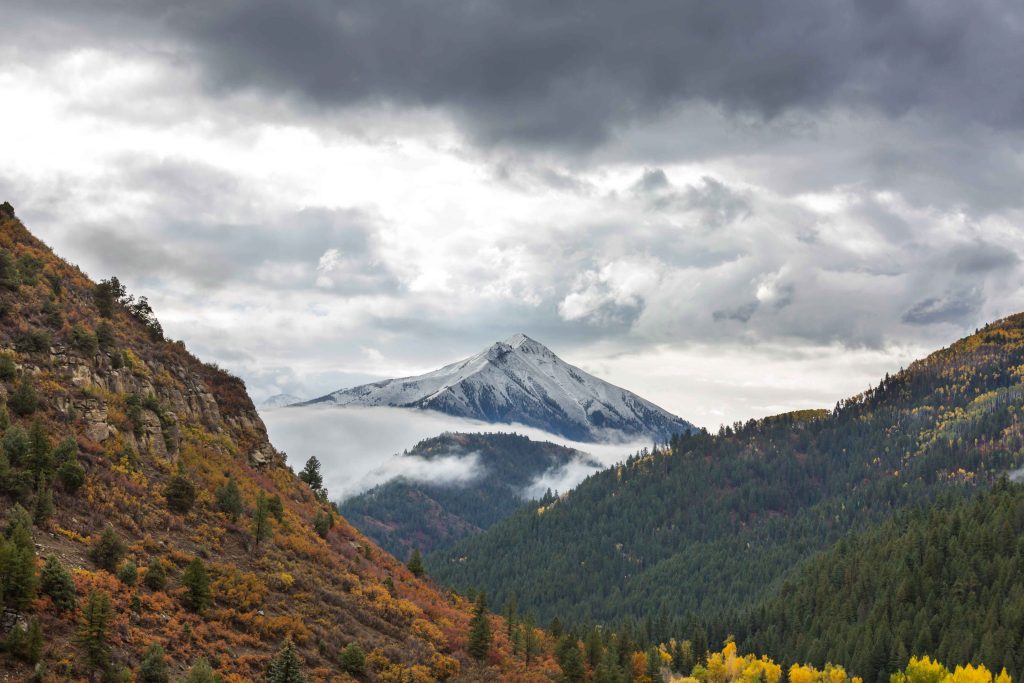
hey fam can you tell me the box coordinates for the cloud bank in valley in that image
[260,405,638,500]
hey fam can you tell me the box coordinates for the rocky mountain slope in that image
[301,334,694,442]
[0,204,560,681]
[339,432,599,558]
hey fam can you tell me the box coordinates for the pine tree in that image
[90,524,126,572]
[117,560,138,586]
[181,557,211,613]
[77,591,113,674]
[647,646,662,682]
[252,491,273,551]
[144,558,167,591]
[6,502,34,549]
[5,616,43,664]
[586,627,604,669]
[340,642,366,677]
[467,592,492,662]
[28,418,51,483]
[504,593,518,638]
[165,469,196,514]
[40,554,77,611]
[557,636,586,683]
[139,643,170,682]
[96,321,116,351]
[523,613,541,665]
[32,480,54,525]
[298,456,323,491]
[215,476,244,521]
[407,548,425,577]
[10,377,38,416]
[267,638,306,683]
[267,494,285,523]
[550,616,564,638]
[1,505,38,611]
[56,450,86,493]
[23,616,43,664]
[313,510,331,539]
[3,425,29,466]
[184,659,223,683]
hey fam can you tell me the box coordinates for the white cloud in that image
[260,406,645,500]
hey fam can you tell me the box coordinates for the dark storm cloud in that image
[902,288,984,326]
[8,0,1024,150]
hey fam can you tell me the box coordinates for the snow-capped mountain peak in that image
[260,393,304,409]
[299,336,694,442]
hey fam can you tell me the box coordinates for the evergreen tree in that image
[77,591,113,675]
[56,452,86,493]
[267,638,306,683]
[93,277,126,318]
[143,558,167,591]
[0,355,15,381]
[267,494,285,523]
[184,659,223,683]
[96,321,116,351]
[185,659,223,679]
[556,636,586,683]
[504,593,518,638]
[40,554,77,611]
[646,646,662,681]
[181,557,211,613]
[3,425,29,466]
[27,418,51,483]
[252,491,273,551]
[339,642,366,677]
[467,592,492,662]
[6,502,33,548]
[215,476,244,521]
[523,613,541,665]
[10,377,38,416]
[117,560,138,586]
[5,616,43,664]
[32,480,53,525]
[165,470,196,514]
[313,510,331,539]
[407,548,425,577]
[0,505,38,611]
[139,643,170,683]
[90,524,126,572]
[586,627,604,669]
[23,616,43,664]
[298,456,323,491]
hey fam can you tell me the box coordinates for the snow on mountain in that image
[261,393,304,408]
[299,334,694,442]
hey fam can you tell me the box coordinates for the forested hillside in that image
[0,205,561,681]
[339,432,595,558]
[739,480,1024,682]
[430,315,1024,627]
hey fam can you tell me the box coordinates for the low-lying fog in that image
[259,405,650,501]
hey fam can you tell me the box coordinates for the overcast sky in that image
[2,0,1023,428]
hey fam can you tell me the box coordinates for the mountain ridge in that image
[300,333,694,442]
[429,312,1024,634]
[338,431,599,558]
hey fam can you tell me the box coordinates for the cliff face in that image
[0,206,557,682]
